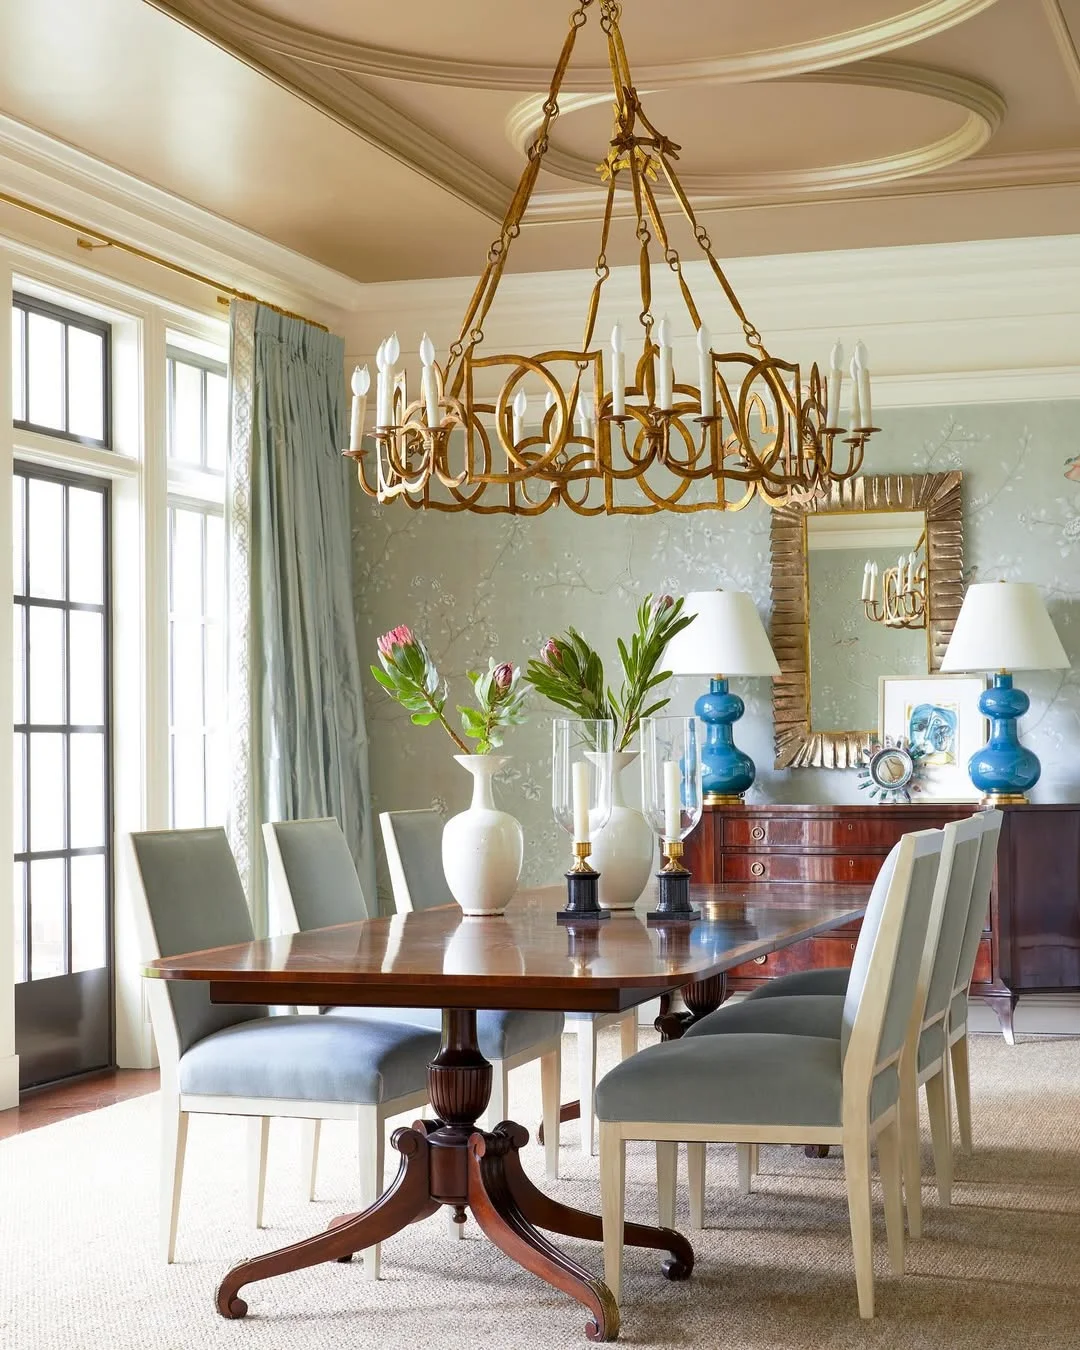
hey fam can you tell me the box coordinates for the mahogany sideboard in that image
[683,801,1080,1043]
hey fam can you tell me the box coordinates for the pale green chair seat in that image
[178,1013,440,1104]
[684,993,845,1042]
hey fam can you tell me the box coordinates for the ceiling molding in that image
[160,0,1001,91]
[1040,0,1080,104]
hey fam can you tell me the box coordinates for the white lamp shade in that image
[664,590,780,678]
[940,581,1070,673]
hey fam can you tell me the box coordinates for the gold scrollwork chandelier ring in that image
[344,0,878,517]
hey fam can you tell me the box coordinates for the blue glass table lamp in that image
[662,590,780,804]
[940,580,1070,803]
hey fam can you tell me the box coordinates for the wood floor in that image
[0,1068,159,1140]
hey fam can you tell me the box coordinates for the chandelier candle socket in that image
[342,0,878,516]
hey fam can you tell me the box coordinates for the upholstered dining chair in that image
[380,807,637,1157]
[596,827,946,1322]
[130,827,441,1279]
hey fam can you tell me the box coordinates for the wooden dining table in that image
[145,880,868,1342]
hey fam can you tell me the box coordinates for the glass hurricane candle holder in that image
[552,718,614,922]
[640,715,703,922]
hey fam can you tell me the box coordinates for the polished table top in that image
[145,881,868,1014]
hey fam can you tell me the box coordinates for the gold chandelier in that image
[861,533,928,629]
[344,0,878,516]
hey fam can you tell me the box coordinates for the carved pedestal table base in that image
[217,1009,693,1341]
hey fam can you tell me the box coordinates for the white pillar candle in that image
[419,333,440,428]
[512,388,528,444]
[349,364,370,452]
[861,560,872,601]
[854,340,872,429]
[657,315,673,411]
[610,323,625,417]
[663,760,682,841]
[826,340,844,427]
[572,760,591,843]
[696,323,714,417]
[848,356,862,431]
[375,340,389,428]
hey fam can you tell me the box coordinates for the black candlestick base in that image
[647,865,699,923]
[558,866,610,923]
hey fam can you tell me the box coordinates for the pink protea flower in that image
[492,662,515,693]
[377,624,415,659]
[651,594,675,614]
[541,638,562,667]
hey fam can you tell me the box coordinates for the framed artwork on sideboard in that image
[878,674,988,801]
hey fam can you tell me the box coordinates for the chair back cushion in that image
[379,810,455,913]
[841,838,902,1047]
[130,828,268,1055]
[953,809,1004,1000]
[264,817,369,931]
[922,813,985,1031]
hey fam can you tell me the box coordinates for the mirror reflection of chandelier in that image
[343,0,879,517]
[861,533,928,629]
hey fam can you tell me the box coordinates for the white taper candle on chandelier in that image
[848,356,862,432]
[576,388,591,439]
[697,323,714,418]
[826,340,843,427]
[869,561,878,602]
[419,333,440,428]
[853,340,872,430]
[657,315,673,411]
[349,364,370,452]
[610,323,625,417]
[572,759,591,843]
[907,552,917,593]
[511,388,528,443]
[861,560,872,601]
[375,340,389,428]
[662,759,682,841]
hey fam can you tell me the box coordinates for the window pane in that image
[170,507,204,616]
[205,512,225,619]
[68,487,105,605]
[69,611,105,726]
[205,370,227,471]
[71,854,107,972]
[27,311,64,430]
[170,620,205,729]
[69,733,105,849]
[29,733,65,852]
[205,622,224,731]
[27,477,64,600]
[13,863,26,984]
[29,858,66,979]
[12,476,25,596]
[29,605,65,725]
[67,326,105,442]
[13,733,26,854]
[11,308,25,422]
[170,359,203,464]
[205,730,228,826]
[171,733,205,828]
[13,606,25,724]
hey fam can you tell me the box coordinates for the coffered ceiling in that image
[0,0,1078,282]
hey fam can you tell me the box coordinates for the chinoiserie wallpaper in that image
[352,401,1080,905]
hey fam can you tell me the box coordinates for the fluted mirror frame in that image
[771,471,964,769]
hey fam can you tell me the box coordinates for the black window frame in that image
[166,344,228,474]
[12,292,112,450]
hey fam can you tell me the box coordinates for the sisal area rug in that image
[3,1029,1080,1350]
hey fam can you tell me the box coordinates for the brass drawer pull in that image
[751,825,766,842]
[752,954,768,965]
[750,861,766,877]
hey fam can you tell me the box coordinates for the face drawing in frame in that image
[906,701,958,766]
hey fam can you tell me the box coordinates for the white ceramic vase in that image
[589,750,656,910]
[441,754,524,917]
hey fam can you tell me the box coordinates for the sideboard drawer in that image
[723,853,884,884]
[723,815,919,852]
[971,936,993,987]
[728,934,860,981]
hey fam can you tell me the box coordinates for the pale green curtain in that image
[226,300,374,932]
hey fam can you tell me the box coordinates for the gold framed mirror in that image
[771,472,964,768]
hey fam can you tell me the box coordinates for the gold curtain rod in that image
[0,189,328,331]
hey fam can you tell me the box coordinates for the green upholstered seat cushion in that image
[743,968,850,1001]
[595,1033,845,1128]
[331,1005,563,1062]
[684,994,845,1041]
[178,1013,440,1104]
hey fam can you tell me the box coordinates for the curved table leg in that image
[217,1127,433,1318]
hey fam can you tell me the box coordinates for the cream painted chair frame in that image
[131,831,427,1280]
[382,807,636,1156]
[600,828,945,1321]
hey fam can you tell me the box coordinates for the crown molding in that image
[0,115,367,323]
[159,0,999,92]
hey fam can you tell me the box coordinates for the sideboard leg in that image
[985,993,1019,1045]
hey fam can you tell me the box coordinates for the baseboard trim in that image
[0,1052,19,1110]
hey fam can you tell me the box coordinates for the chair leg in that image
[687,1142,705,1231]
[877,1119,906,1276]
[951,1031,973,1155]
[619,1011,637,1061]
[898,1062,923,1239]
[599,1123,626,1307]
[357,1107,385,1281]
[483,1060,510,1132]
[578,1019,598,1157]
[656,1141,677,1229]
[248,1116,270,1229]
[301,1118,321,1201]
[736,1143,754,1196]
[842,1123,875,1319]
[540,1042,562,1182]
[160,1097,189,1264]
[924,1066,954,1206]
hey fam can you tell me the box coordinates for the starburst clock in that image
[857,738,928,804]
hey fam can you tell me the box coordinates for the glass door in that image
[12,462,112,1087]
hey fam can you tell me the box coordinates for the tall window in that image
[166,345,228,826]
[12,294,110,448]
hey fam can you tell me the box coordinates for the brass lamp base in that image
[980,792,1028,806]
[703,792,745,807]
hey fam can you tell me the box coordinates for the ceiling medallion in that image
[344,0,879,516]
